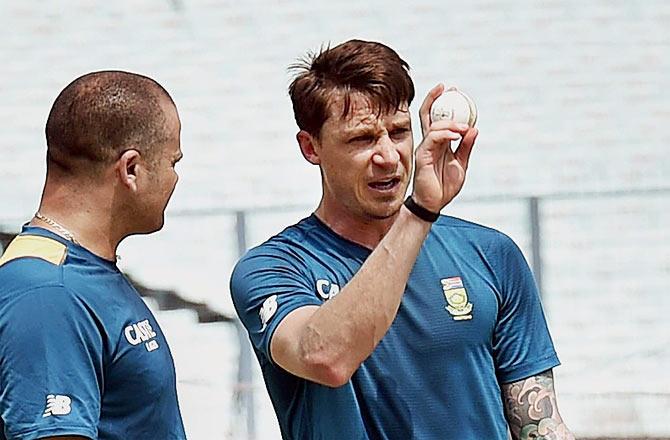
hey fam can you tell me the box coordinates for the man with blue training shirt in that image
[0,71,186,439]
[231,40,574,439]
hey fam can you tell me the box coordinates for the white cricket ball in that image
[430,86,478,127]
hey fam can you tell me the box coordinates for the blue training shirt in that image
[0,226,186,440]
[231,214,560,440]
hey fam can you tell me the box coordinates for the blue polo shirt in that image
[231,214,560,439]
[0,226,186,440]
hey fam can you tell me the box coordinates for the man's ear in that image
[116,149,142,191]
[296,130,321,165]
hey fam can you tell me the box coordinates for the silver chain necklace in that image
[34,212,80,245]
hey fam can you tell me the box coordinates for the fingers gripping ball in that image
[430,86,477,127]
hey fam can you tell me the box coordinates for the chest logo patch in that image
[441,277,473,321]
[316,279,340,300]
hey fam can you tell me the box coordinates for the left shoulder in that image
[431,215,518,250]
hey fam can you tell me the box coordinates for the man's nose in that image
[371,136,400,169]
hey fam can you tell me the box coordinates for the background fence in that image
[1,191,668,439]
[32,187,660,439]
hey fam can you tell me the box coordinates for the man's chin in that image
[133,218,165,236]
[150,218,165,234]
[364,200,404,220]
[367,212,397,220]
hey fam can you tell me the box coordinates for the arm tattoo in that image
[501,369,575,440]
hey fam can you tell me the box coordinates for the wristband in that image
[403,196,440,223]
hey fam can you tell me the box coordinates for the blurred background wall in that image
[0,1,668,438]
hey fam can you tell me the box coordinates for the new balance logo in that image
[260,295,278,332]
[43,394,71,417]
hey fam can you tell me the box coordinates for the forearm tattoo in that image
[501,370,575,440]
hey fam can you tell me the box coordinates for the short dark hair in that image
[288,39,415,137]
[45,70,175,172]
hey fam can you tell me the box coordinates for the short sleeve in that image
[491,235,560,384]
[0,285,102,440]
[230,248,322,364]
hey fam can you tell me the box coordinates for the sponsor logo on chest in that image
[316,279,340,300]
[124,319,160,352]
[441,276,473,320]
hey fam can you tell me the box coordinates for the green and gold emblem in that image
[441,277,473,320]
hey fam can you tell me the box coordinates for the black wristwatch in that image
[403,196,440,223]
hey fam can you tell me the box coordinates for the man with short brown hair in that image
[232,39,573,439]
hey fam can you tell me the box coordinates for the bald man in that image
[0,71,186,439]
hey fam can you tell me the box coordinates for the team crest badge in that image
[441,277,473,320]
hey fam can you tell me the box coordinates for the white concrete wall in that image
[1,1,669,437]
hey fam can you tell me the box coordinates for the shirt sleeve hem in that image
[9,425,96,440]
[497,352,561,384]
[263,300,322,366]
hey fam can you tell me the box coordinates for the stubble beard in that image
[360,191,407,220]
